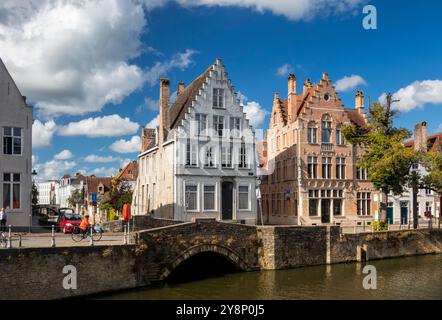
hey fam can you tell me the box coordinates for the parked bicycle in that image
[71,225,103,242]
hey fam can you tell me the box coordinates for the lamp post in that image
[31,169,38,233]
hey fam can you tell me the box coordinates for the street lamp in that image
[31,169,38,233]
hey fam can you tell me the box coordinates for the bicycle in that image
[71,225,103,242]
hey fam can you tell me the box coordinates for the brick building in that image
[260,73,375,225]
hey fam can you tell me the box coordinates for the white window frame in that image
[2,173,21,210]
[230,117,241,138]
[221,144,233,168]
[185,138,198,167]
[357,192,371,216]
[195,113,208,136]
[308,156,318,179]
[213,88,225,108]
[308,127,317,144]
[3,127,23,156]
[238,184,250,211]
[184,183,199,212]
[322,157,332,179]
[213,115,225,137]
[204,146,217,168]
[336,127,344,145]
[239,143,249,169]
[336,157,346,180]
[203,184,217,211]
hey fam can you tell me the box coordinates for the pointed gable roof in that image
[169,65,213,130]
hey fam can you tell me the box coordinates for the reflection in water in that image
[99,255,442,300]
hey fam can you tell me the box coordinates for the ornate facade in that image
[260,73,375,225]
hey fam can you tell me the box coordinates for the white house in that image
[58,173,86,209]
[0,58,33,229]
[133,59,258,224]
[387,122,441,225]
[37,180,60,206]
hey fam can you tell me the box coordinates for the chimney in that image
[273,92,280,107]
[287,74,296,121]
[414,122,428,152]
[141,128,157,152]
[303,79,312,94]
[177,82,185,95]
[322,72,329,81]
[288,73,296,96]
[159,78,170,146]
[355,90,364,115]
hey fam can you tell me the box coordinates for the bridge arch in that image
[160,244,249,281]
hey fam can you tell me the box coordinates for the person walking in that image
[0,207,7,231]
[122,203,131,230]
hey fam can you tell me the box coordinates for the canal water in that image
[100,254,441,300]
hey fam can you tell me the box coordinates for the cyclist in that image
[79,214,91,235]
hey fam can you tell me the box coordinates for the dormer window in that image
[213,88,224,108]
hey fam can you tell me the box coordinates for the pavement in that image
[0,231,132,249]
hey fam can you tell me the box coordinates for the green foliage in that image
[67,188,85,208]
[421,151,442,194]
[31,182,39,208]
[343,102,418,196]
[372,221,388,231]
[98,178,133,214]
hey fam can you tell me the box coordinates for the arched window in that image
[321,115,332,144]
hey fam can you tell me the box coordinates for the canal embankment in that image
[0,222,441,300]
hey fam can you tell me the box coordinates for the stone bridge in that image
[134,219,263,282]
[1,216,441,299]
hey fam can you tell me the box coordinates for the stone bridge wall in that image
[102,215,182,233]
[136,220,262,282]
[0,219,441,299]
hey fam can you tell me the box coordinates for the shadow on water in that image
[166,252,240,284]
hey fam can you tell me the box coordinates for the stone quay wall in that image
[0,219,440,300]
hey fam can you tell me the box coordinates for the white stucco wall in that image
[0,59,33,228]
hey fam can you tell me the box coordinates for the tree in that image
[342,95,419,223]
[67,187,85,208]
[421,151,442,227]
[31,182,39,209]
[98,178,133,217]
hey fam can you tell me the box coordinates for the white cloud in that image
[0,0,147,117]
[335,75,367,92]
[34,159,77,181]
[84,155,119,163]
[243,101,267,129]
[58,115,140,138]
[146,0,366,21]
[0,1,197,117]
[144,49,197,85]
[146,114,160,129]
[276,63,293,76]
[54,149,74,160]
[92,167,118,177]
[119,158,133,169]
[109,136,141,154]
[32,119,57,148]
[145,97,159,111]
[380,80,442,112]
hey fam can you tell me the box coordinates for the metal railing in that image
[339,218,441,234]
[0,223,136,249]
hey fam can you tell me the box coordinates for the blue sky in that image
[1,0,441,180]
